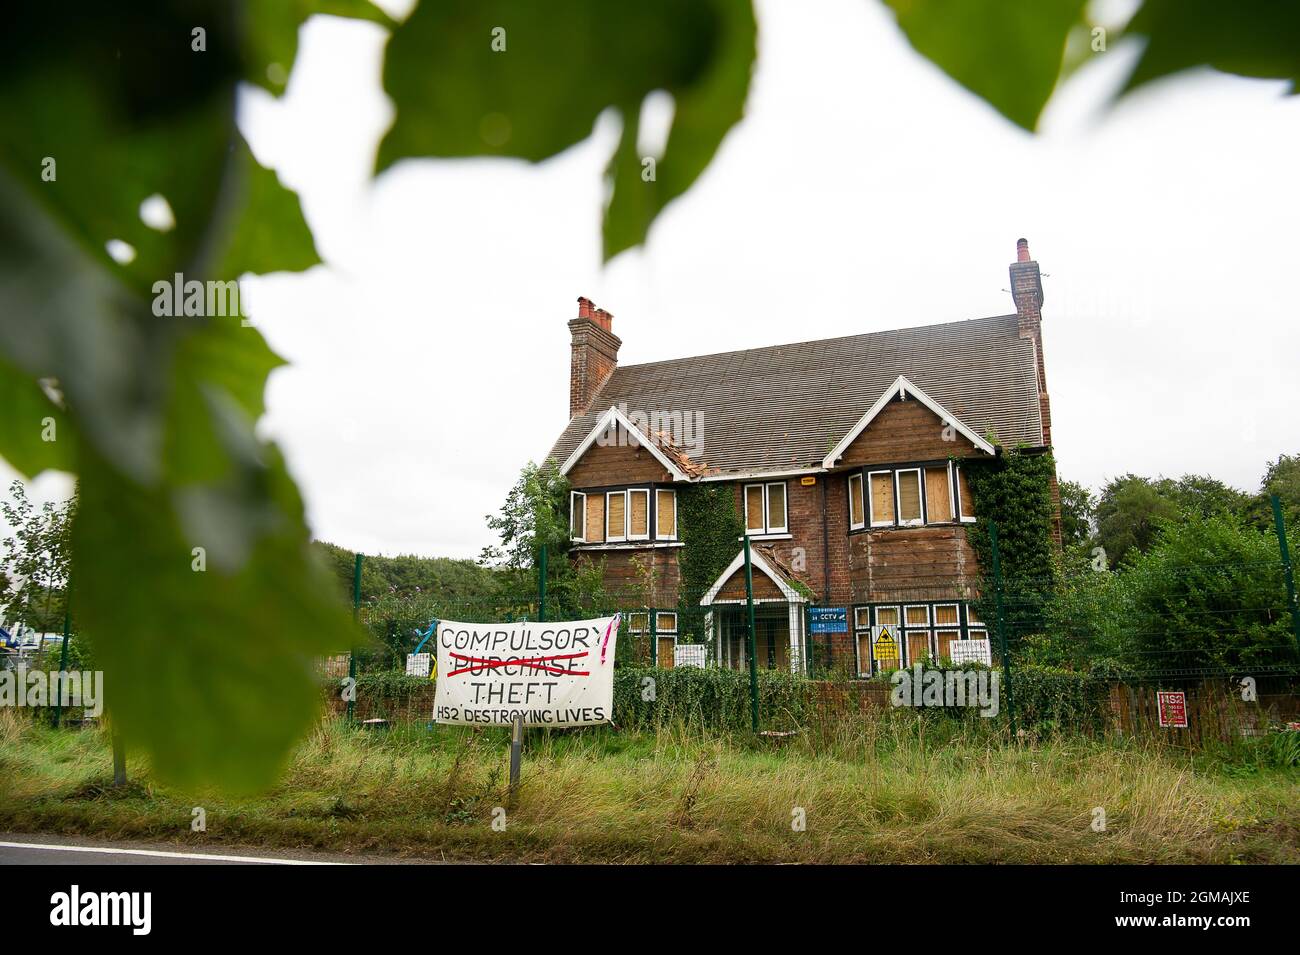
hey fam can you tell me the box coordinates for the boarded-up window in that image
[656,612,678,632]
[848,473,865,528]
[897,470,922,524]
[570,492,586,540]
[936,630,960,660]
[876,606,900,627]
[744,485,764,532]
[957,466,976,521]
[925,467,952,522]
[606,491,627,540]
[854,607,871,629]
[869,471,894,525]
[629,488,649,539]
[628,612,649,632]
[585,494,605,543]
[905,605,929,627]
[966,604,984,626]
[656,489,677,538]
[934,604,959,627]
[906,631,931,665]
[766,482,787,531]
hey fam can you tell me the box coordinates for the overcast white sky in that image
[10,0,1300,560]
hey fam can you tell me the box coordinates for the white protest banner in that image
[433,615,620,727]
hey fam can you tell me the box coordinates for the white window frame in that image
[628,488,651,541]
[605,490,628,542]
[743,482,789,535]
[903,604,930,628]
[933,603,961,630]
[569,491,587,543]
[894,468,924,527]
[867,470,894,527]
[656,488,678,541]
[764,482,788,534]
[954,464,977,524]
[655,611,678,633]
[743,483,766,534]
[848,472,865,531]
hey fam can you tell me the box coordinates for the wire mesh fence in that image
[315,537,1300,747]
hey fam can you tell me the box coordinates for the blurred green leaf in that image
[72,443,359,792]
[603,0,756,260]
[0,3,358,790]
[884,0,1087,130]
[243,0,396,93]
[377,0,752,259]
[0,355,76,478]
[1122,0,1300,94]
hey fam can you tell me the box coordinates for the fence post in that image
[52,592,71,728]
[538,544,547,623]
[1270,495,1300,660]
[989,522,1017,738]
[743,534,759,732]
[805,604,814,678]
[348,552,362,724]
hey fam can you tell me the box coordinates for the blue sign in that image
[809,607,847,634]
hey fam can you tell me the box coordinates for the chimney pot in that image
[1016,238,1030,262]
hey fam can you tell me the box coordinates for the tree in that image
[480,459,571,571]
[1153,474,1250,522]
[1057,478,1095,551]
[1247,453,1300,532]
[1094,475,1180,570]
[0,480,76,634]
[1115,514,1298,672]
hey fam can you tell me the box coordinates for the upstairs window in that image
[628,488,650,541]
[895,469,923,526]
[570,491,587,542]
[868,471,894,527]
[656,489,678,540]
[606,490,627,542]
[854,461,972,528]
[744,482,788,535]
[570,486,677,544]
[848,473,865,530]
[956,465,976,522]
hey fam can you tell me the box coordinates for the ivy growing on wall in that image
[961,449,1059,640]
[676,483,744,641]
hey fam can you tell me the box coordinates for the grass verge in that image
[0,709,1295,863]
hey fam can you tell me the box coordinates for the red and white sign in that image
[1157,690,1188,728]
[433,615,620,727]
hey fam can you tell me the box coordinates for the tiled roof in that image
[549,313,1044,477]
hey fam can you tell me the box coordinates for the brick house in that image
[546,239,1058,676]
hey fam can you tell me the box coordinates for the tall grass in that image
[2,707,1295,862]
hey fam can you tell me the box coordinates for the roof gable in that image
[823,375,995,469]
[701,546,809,606]
[559,405,692,482]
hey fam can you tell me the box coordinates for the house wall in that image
[566,396,990,673]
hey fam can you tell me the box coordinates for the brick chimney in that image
[1009,238,1062,546]
[568,296,621,418]
[1009,238,1050,444]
